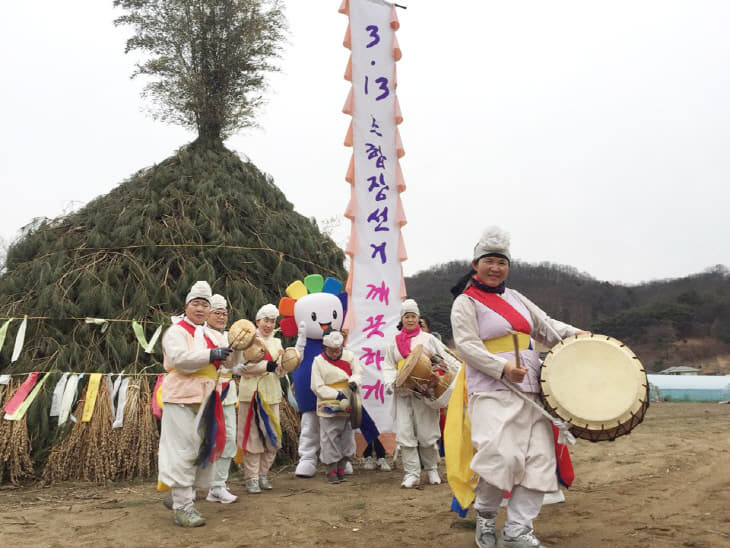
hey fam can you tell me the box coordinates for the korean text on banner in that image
[341,0,407,433]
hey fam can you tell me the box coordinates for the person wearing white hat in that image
[204,294,239,505]
[382,298,458,489]
[450,226,586,548]
[233,303,285,494]
[310,330,361,483]
[158,281,243,527]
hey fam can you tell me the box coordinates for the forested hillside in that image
[406,261,730,374]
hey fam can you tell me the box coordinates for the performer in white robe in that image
[158,281,242,528]
[205,294,239,504]
[234,303,284,494]
[450,227,584,548]
[310,331,361,483]
[382,299,456,488]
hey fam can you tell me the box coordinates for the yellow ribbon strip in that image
[81,373,103,423]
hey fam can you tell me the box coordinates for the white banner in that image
[342,0,407,433]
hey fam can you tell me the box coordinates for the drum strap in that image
[483,333,530,354]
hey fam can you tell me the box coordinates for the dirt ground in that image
[1,402,728,548]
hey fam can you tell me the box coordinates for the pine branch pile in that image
[0,142,345,375]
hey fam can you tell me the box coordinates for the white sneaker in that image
[400,473,420,488]
[475,513,497,548]
[426,469,441,485]
[259,476,273,490]
[376,457,391,471]
[362,456,376,470]
[206,486,238,504]
[344,461,354,475]
[502,528,546,547]
[245,478,262,494]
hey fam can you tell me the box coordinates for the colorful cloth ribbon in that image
[5,372,50,421]
[3,371,41,416]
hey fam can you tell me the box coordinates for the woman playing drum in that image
[383,299,458,489]
[233,304,285,494]
[450,226,586,548]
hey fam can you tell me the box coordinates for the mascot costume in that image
[278,274,347,477]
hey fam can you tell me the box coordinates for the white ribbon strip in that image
[85,317,109,333]
[0,319,13,354]
[10,315,28,362]
[145,325,162,353]
[112,377,130,429]
[50,373,70,417]
[58,374,82,426]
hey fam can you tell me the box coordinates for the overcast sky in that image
[1,1,729,285]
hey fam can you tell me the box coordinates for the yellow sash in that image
[396,359,406,370]
[169,363,218,380]
[322,381,348,404]
[483,332,530,354]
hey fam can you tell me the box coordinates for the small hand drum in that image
[540,333,648,442]
[280,347,302,373]
[228,319,256,350]
[242,336,267,363]
[395,344,432,391]
[397,345,457,408]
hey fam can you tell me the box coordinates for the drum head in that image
[541,333,648,441]
[396,344,424,388]
[228,319,256,350]
[281,347,302,373]
[243,337,267,363]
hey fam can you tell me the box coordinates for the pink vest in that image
[161,323,223,404]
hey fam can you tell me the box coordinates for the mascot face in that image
[294,292,344,339]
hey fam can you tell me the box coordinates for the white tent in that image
[647,374,730,402]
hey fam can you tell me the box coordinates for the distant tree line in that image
[406,261,730,372]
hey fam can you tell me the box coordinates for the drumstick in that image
[510,330,521,368]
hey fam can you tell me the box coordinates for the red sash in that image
[176,319,220,368]
[176,319,217,348]
[464,285,531,334]
[321,353,352,376]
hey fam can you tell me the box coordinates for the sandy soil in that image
[1,402,728,548]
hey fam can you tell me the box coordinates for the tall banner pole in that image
[340,0,407,433]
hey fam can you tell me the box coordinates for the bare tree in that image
[114,0,286,145]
